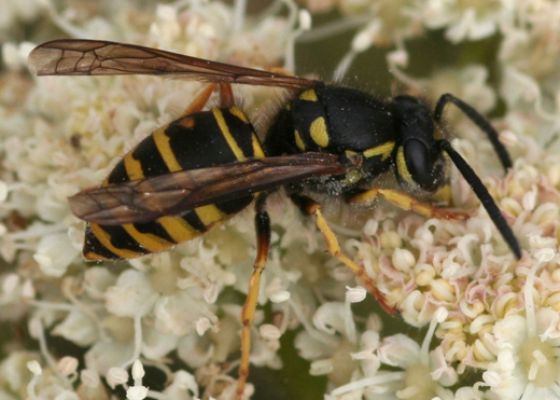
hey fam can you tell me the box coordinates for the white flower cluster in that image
[1,0,560,399]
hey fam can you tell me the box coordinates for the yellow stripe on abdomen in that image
[89,224,142,259]
[122,223,174,253]
[212,108,246,161]
[195,204,226,226]
[124,153,144,180]
[157,216,199,242]
[153,126,182,172]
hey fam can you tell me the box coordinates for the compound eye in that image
[403,139,440,191]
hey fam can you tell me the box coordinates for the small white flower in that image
[376,308,456,400]
[310,359,334,376]
[52,310,98,347]
[33,232,78,277]
[106,367,129,389]
[26,360,42,376]
[131,360,145,382]
[345,286,367,303]
[483,268,560,399]
[163,370,199,398]
[127,385,149,400]
[57,356,79,377]
[105,270,158,318]
[80,368,101,388]
[260,324,282,341]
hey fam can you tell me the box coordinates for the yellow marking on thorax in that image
[124,153,144,180]
[195,204,226,227]
[363,141,395,160]
[89,224,141,259]
[122,223,174,252]
[299,89,318,102]
[153,126,182,172]
[157,216,199,242]
[309,117,329,148]
[396,146,413,184]
[229,106,249,123]
[294,130,306,150]
[212,108,246,161]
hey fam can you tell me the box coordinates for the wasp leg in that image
[184,82,236,114]
[183,83,217,115]
[290,194,395,314]
[433,93,512,172]
[348,188,470,220]
[219,83,235,108]
[236,194,271,399]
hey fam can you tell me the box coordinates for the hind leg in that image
[236,194,271,399]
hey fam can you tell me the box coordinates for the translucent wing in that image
[28,39,316,89]
[69,153,346,225]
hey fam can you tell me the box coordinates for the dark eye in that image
[404,139,441,191]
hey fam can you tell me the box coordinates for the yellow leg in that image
[349,187,470,220]
[236,195,271,399]
[291,195,395,315]
[184,83,235,113]
[183,83,216,115]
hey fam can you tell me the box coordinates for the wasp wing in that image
[28,39,316,90]
[69,153,346,225]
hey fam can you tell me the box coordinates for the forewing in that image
[69,153,346,225]
[29,39,316,89]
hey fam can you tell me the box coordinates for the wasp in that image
[29,39,521,399]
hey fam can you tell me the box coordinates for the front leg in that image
[348,187,470,220]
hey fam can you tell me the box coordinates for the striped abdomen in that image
[83,107,265,260]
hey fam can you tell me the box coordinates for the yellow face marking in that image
[122,223,174,253]
[195,204,225,227]
[153,126,182,172]
[299,89,318,102]
[124,153,144,181]
[396,146,414,184]
[229,106,249,123]
[363,141,395,160]
[294,130,306,151]
[309,117,329,148]
[89,223,141,259]
[157,216,199,243]
[212,108,246,161]
[252,136,266,159]
[433,184,451,203]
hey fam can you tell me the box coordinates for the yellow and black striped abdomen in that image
[83,107,265,260]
